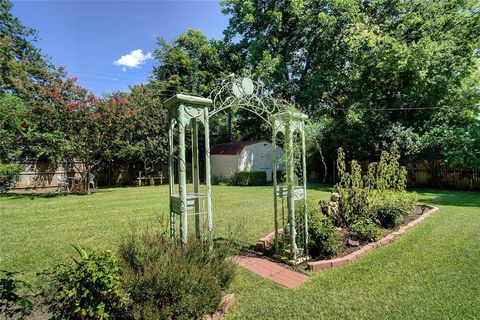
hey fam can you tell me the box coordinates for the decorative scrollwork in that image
[208,74,294,123]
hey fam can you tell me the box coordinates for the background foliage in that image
[0,0,479,187]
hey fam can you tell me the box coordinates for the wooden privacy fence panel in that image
[311,160,480,190]
[12,161,164,191]
[14,161,82,190]
[413,162,480,190]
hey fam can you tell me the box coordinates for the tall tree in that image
[0,0,52,100]
[222,0,480,168]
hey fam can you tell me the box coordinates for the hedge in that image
[230,171,267,186]
[0,163,21,193]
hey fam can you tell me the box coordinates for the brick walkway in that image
[233,254,309,288]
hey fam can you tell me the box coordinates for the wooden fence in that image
[12,160,480,192]
[12,161,158,191]
[309,160,480,190]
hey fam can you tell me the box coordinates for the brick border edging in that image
[307,206,439,271]
[256,229,284,252]
[202,293,235,320]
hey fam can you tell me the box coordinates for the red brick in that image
[367,242,378,249]
[255,241,266,252]
[352,248,366,259]
[330,258,349,268]
[234,255,310,288]
[308,260,332,271]
[391,231,402,239]
[378,235,394,246]
[220,294,235,315]
[407,221,417,228]
[269,270,309,288]
[344,253,357,263]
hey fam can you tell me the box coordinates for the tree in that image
[0,94,27,161]
[222,0,480,169]
[154,29,225,97]
[153,28,274,143]
[0,0,53,100]
[113,81,170,176]
[60,89,135,194]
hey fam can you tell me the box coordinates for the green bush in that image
[350,218,380,242]
[211,175,221,185]
[334,149,370,226]
[118,229,236,320]
[41,246,128,320]
[0,163,21,193]
[230,171,266,186]
[370,191,417,229]
[308,211,340,259]
[0,270,34,319]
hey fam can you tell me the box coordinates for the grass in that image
[1,185,479,319]
[227,189,480,320]
[0,184,329,273]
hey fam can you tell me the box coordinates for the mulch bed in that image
[255,205,435,272]
[321,204,432,260]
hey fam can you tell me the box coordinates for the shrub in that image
[0,163,21,193]
[333,149,370,226]
[118,229,236,320]
[41,246,128,320]
[211,175,221,185]
[0,270,34,319]
[308,210,340,259]
[364,143,408,192]
[230,171,266,186]
[370,191,417,229]
[330,145,410,227]
[350,218,380,242]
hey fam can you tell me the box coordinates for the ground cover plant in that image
[0,270,33,319]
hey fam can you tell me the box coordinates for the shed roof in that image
[211,140,268,155]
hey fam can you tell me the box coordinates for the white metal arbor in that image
[165,75,308,262]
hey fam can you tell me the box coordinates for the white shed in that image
[210,140,284,182]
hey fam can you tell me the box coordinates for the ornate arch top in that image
[208,74,296,123]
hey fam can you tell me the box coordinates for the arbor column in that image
[168,117,175,239]
[178,106,188,244]
[285,121,297,261]
[272,123,279,254]
[204,108,213,250]
[301,122,308,255]
[192,118,201,239]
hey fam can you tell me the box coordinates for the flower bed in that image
[255,205,438,271]
[307,205,438,270]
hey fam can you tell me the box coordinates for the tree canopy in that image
[220,0,480,169]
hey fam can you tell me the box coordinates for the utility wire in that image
[329,106,471,111]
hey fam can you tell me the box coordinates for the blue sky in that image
[12,1,229,96]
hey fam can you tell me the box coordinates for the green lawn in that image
[1,186,479,319]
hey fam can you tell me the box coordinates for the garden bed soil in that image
[255,205,435,272]
[321,204,433,261]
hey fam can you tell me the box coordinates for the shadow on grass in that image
[307,183,333,192]
[413,188,480,208]
[214,237,254,254]
[1,191,84,200]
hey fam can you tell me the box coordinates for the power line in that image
[330,106,470,111]
[68,69,149,81]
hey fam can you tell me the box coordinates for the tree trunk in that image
[84,161,91,195]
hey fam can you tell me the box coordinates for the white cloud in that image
[114,49,153,71]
